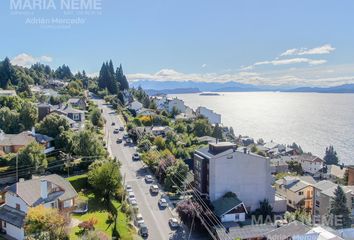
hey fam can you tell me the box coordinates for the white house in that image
[168,98,186,113]
[196,106,221,125]
[0,175,78,240]
[128,100,143,112]
[295,154,324,175]
[194,142,275,211]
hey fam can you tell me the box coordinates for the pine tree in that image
[328,185,351,229]
[98,62,107,89]
[0,57,14,89]
[324,146,339,165]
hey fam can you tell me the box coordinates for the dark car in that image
[119,126,124,131]
[139,224,149,238]
[132,153,140,161]
[116,138,123,143]
[111,122,116,126]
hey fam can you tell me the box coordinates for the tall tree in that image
[88,161,121,202]
[19,102,38,130]
[328,185,351,229]
[324,146,339,165]
[0,57,14,89]
[36,114,70,138]
[18,142,47,173]
[212,124,223,140]
[0,107,20,133]
[116,64,129,90]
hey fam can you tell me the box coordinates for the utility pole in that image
[121,173,126,203]
[16,153,18,182]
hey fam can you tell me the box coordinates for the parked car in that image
[111,122,116,126]
[139,224,149,238]
[125,184,133,193]
[132,153,140,161]
[126,138,133,144]
[123,134,129,139]
[116,138,123,143]
[128,191,136,202]
[150,184,159,194]
[113,129,119,134]
[145,175,153,183]
[135,213,145,227]
[158,198,168,208]
[169,218,179,229]
[119,126,124,131]
[130,199,139,209]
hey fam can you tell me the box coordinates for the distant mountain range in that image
[130,80,354,94]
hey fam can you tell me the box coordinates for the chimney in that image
[40,179,48,199]
[347,166,354,186]
[243,147,247,154]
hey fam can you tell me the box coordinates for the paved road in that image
[94,99,177,240]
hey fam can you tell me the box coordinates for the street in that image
[94,99,179,240]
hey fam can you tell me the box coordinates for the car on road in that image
[150,184,159,194]
[139,224,149,238]
[169,218,179,229]
[123,134,129,139]
[119,126,124,131]
[135,213,144,227]
[126,138,133,144]
[113,129,119,134]
[130,199,139,209]
[125,184,133,193]
[116,138,123,143]
[132,153,140,161]
[158,198,168,208]
[128,191,136,203]
[111,122,116,126]
[144,175,153,183]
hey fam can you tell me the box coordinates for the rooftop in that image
[212,194,244,217]
[266,221,311,240]
[0,205,25,228]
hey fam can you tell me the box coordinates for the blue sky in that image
[1,0,354,86]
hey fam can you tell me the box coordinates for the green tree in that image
[288,161,303,175]
[73,130,106,157]
[328,185,351,229]
[55,130,75,153]
[252,199,274,223]
[0,107,20,133]
[18,142,47,173]
[0,57,14,89]
[154,136,166,150]
[19,102,38,130]
[36,113,70,138]
[193,118,212,137]
[90,108,104,127]
[324,146,339,165]
[212,123,223,140]
[0,95,23,111]
[88,161,121,201]
[164,160,189,191]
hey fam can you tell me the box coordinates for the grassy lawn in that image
[67,175,135,240]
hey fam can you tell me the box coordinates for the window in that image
[298,191,303,196]
[235,214,239,221]
[3,221,6,227]
[288,200,292,204]
[315,200,320,208]
[16,204,20,210]
[73,114,80,121]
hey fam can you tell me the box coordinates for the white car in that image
[125,184,133,193]
[145,175,153,183]
[135,213,145,227]
[158,198,168,208]
[169,218,179,229]
[150,184,159,194]
[128,191,136,203]
[130,199,139,209]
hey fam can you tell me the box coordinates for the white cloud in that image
[201,63,207,68]
[87,72,99,78]
[254,58,326,66]
[11,53,53,67]
[280,44,335,56]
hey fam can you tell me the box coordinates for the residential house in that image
[326,165,347,181]
[168,98,186,113]
[52,104,85,129]
[265,221,311,240]
[196,106,221,125]
[295,154,324,175]
[137,108,157,117]
[214,224,276,240]
[67,97,87,110]
[0,90,17,97]
[128,100,143,112]
[151,95,168,111]
[37,103,52,121]
[0,130,55,155]
[312,180,354,219]
[293,226,344,240]
[151,126,172,136]
[270,156,290,174]
[262,141,295,157]
[194,142,275,211]
[0,174,78,240]
[275,176,316,212]
[175,106,196,120]
[212,194,247,223]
